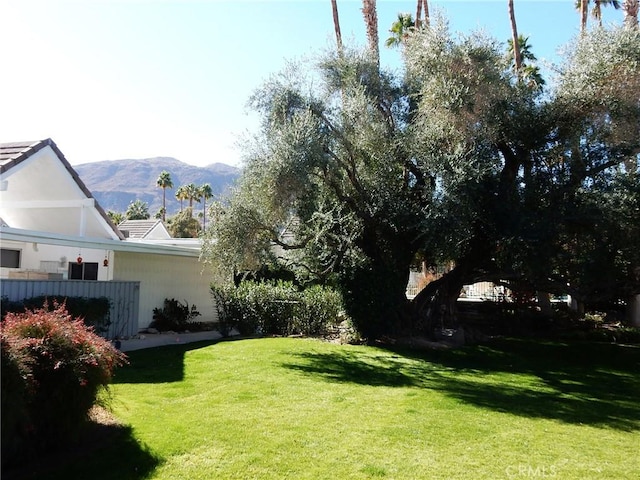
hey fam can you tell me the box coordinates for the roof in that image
[118,219,170,239]
[0,138,125,240]
[0,226,200,257]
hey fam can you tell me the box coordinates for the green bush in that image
[1,295,112,334]
[151,298,201,332]
[211,281,345,337]
[295,285,344,336]
[0,301,127,467]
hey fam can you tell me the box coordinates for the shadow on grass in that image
[114,340,219,384]
[2,423,161,480]
[282,338,640,431]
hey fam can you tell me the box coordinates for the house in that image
[118,219,171,240]
[0,139,216,336]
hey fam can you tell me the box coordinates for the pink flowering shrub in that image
[1,301,127,464]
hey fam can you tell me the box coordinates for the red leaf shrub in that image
[1,301,127,465]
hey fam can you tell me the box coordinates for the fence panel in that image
[1,280,139,339]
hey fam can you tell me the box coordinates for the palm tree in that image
[107,210,125,225]
[184,183,201,216]
[156,170,173,222]
[175,185,188,212]
[125,199,150,220]
[199,183,213,229]
[507,35,545,89]
[330,0,343,55]
[361,0,380,68]
[577,0,621,31]
[508,0,522,73]
[623,0,639,28]
[579,0,589,32]
[385,13,415,48]
[592,1,621,26]
[415,0,429,29]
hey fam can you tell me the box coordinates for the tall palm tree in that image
[199,183,213,229]
[577,0,621,31]
[385,13,414,48]
[592,1,621,26]
[415,0,429,29]
[506,35,545,89]
[361,0,380,68]
[623,0,639,28]
[184,183,201,216]
[508,0,522,73]
[580,0,589,32]
[175,185,188,212]
[155,170,173,222]
[330,0,343,55]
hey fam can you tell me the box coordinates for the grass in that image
[8,337,640,479]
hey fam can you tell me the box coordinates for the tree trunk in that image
[331,0,343,55]
[341,258,411,340]
[162,189,166,221]
[537,291,553,317]
[411,264,468,337]
[581,0,589,33]
[627,294,640,327]
[423,0,430,28]
[361,0,380,68]
[623,0,639,29]
[508,0,522,73]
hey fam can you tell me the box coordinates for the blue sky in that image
[0,1,627,167]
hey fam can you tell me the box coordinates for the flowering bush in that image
[1,301,127,465]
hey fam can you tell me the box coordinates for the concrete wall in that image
[113,251,216,330]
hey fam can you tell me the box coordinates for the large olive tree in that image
[203,21,640,338]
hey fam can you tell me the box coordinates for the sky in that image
[0,1,628,168]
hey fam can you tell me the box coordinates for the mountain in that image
[74,157,241,217]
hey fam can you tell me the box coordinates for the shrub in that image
[1,295,112,335]
[151,298,201,332]
[211,281,345,337]
[295,285,343,336]
[0,301,127,466]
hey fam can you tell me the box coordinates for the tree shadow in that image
[281,349,420,387]
[281,339,640,431]
[113,340,220,384]
[2,422,161,480]
[419,339,640,431]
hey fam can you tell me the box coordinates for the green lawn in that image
[16,337,640,479]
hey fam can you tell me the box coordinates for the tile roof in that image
[118,219,167,239]
[0,140,49,172]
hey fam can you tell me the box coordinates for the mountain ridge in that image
[74,157,241,216]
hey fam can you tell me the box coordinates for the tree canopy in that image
[125,199,150,220]
[202,20,640,338]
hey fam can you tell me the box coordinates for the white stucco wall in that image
[1,239,112,280]
[112,251,216,330]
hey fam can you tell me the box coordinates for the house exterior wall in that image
[112,251,216,330]
[0,146,118,239]
[1,239,112,280]
[146,223,171,239]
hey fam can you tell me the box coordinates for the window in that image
[68,262,99,280]
[1,248,21,268]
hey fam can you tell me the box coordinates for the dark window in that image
[68,262,99,280]
[1,248,20,268]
